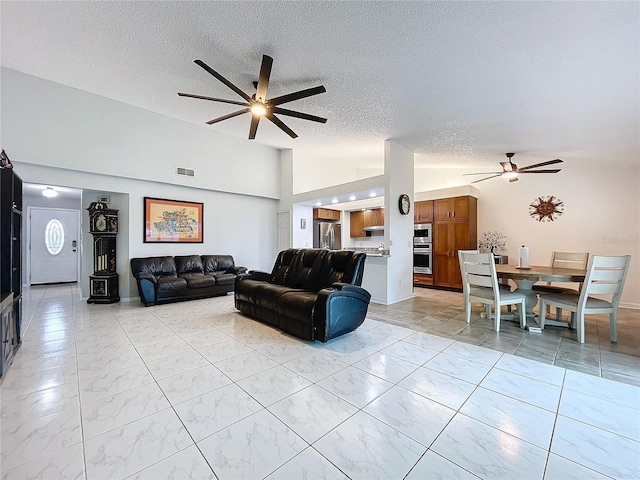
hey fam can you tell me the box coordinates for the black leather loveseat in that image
[130,255,246,306]
[234,249,370,342]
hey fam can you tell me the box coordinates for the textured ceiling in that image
[1,1,638,170]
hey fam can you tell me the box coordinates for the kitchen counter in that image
[344,247,390,257]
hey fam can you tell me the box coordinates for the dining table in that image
[495,264,586,327]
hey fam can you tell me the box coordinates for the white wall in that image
[2,69,282,301]
[415,166,640,307]
[15,163,278,300]
[1,68,281,200]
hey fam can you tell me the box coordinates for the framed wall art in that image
[144,197,204,243]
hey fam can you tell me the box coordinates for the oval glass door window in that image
[45,219,65,255]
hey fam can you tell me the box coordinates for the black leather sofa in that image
[234,249,371,342]
[130,255,246,306]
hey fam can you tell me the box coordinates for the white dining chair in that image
[459,251,527,332]
[539,255,631,344]
[532,251,589,294]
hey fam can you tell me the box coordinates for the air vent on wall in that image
[98,195,111,204]
[176,167,195,177]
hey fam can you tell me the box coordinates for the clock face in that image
[399,194,411,215]
[95,214,107,232]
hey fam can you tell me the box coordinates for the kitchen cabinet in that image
[313,208,340,220]
[432,196,477,289]
[364,208,384,227]
[413,273,433,286]
[414,200,433,223]
[434,196,471,221]
[350,210,365,237]
[350,208,385,237]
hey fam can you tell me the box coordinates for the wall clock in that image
[529,195,564,222]
[398,194,411,215]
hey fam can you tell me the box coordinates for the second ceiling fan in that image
[178,54,326,140]
[464,153,563,183]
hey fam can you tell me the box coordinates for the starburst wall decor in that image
[529,195,564,222]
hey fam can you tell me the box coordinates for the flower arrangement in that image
[478,230,507,254]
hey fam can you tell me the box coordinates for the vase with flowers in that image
[478,230,507,256]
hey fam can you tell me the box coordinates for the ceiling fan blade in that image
[463,172,502,176]
[178,93,248,107]
[517,159,563,172]
[205,107,250,125]
[272,107,327,123]
[255,55,273,103]
[517,169,562,174]
[194,60,251,102]
[471,174,502,184]
[249,114,261,140]
[265,112,298,138]
[268,86,326,106]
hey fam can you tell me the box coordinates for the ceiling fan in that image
[178,54,327,140]
[464,153,563,183]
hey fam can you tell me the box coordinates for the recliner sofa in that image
[234,249,371,342]
[130,255,246,306]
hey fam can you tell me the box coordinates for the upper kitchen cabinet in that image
[434,196,472,221]
[364,208,384,227]
[414,200,433,223]
[350,208,385,237]
[350,210,365,237]
[313,208,341,221]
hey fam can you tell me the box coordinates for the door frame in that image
[26,206,82,285]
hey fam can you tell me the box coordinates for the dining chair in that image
[458,251,526,332]
[532,251,589,321]
[539,255,631,344]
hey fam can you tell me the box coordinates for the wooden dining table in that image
[495,264,586,326]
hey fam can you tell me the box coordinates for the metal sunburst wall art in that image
[529,195,564,222]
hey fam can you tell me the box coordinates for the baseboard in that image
[371,293,415,306]
[620,302,640,310]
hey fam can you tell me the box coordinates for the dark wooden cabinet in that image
[413,273,433,286]
[313,208,340,220]
[433,196,477,290]
[1,168,22,376]
[414,200,433,223]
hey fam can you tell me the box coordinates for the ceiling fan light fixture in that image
[503,171,518,180]
[250,103,267,116]
[42,187,58,198]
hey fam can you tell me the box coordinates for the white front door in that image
[29,208,80,285]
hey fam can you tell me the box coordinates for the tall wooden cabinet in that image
[413,200,433,223]
[433,196,477,289]
[1,168,22,376]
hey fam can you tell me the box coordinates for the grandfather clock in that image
[87,202,120,304]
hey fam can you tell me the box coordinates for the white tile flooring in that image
[1,284,639,479]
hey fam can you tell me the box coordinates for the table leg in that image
[512,279,538,320]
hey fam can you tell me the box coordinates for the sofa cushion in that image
[319,250,356,288]
[179,273,215,288]
[277,291,317,324]
[175,255,204,274]
[131,256,176,276]
[254,284,302,310]
[286,249,328,290]
[202,255,235,273]
[270,249,300,285]
[156,276,187,292]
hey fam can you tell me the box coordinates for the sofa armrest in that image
[134,272,158,284]
[132,272,158,306]
[314,285,372,342]
[227,266,248,275]
[244,270,272,281]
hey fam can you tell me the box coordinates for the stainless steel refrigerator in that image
[313,222,342,249]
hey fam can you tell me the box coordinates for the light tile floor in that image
[1,284,638,479]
